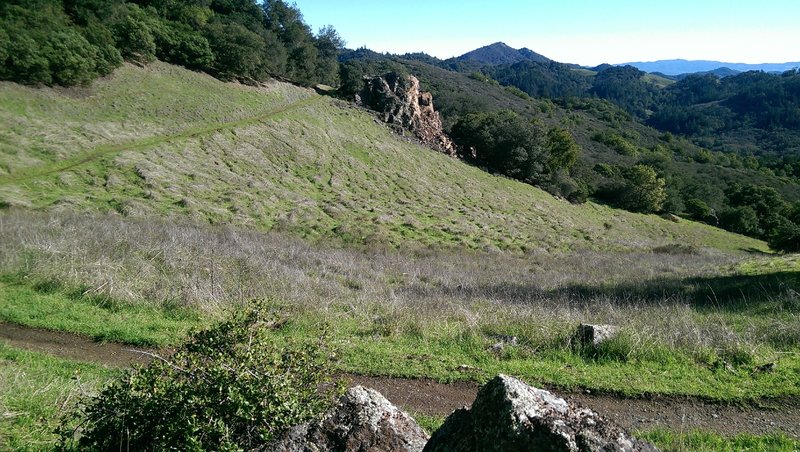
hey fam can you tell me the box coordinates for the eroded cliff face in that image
[357,72,456,156]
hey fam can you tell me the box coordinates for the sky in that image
[292,0,800,66]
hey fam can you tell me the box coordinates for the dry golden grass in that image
[1,211,795,357]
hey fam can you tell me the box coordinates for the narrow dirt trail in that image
[2,322,798,438]
[0,95,324,186]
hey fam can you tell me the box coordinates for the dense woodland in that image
[0,0,343,87]
[1,1,799,251]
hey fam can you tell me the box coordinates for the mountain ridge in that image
[456,42,551,65]
[621,59,800,75]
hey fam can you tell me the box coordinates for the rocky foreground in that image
[268,375,657,451]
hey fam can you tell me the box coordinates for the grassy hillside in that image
[0,61,798,448]
[0,62,766,254]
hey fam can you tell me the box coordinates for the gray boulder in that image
[574,324,619,348]
[423,375,657,452]
[267,385,429,452]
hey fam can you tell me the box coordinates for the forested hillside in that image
[339,50,800,251]
[0,0,342,87]
[445,47,800,178]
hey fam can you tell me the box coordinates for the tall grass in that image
[1,210,796,361]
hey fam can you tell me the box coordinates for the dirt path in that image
[0,95,323,186]
[2,322,798,438]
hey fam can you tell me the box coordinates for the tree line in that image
[474,60,800,179]
[0,0,343,87]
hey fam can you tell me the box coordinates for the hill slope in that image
[0,62,766,253]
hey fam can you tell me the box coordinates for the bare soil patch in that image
[0,322,153,367]
[346,375,799,439]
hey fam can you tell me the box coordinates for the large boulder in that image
[357,72,456,156]
[267,385,429,452]
[423,375,657,452]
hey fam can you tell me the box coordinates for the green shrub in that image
[60,301,342,451]
[168,28,214,70]
[81,21,123,76]
[719,206,760,236]
[46,30,102,86]
[591,131,639,156]
[450,110,547,183]
[0,26,9,68]
[768,218,800,252]
[546,127,580,172]
[618,164,667,213]
[3,33,52,85]
[685,198,713,222]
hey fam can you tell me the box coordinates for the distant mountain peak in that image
[621,59,800,76]
[457,42,550,66]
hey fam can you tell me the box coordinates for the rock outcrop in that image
[357,72,456,156]
[267,385,429,452]
[423,375,657,452]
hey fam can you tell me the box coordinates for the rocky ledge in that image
[424,375,658,451]
[266,385,429,451]
[357,72,456,156]
[268,375,657,452]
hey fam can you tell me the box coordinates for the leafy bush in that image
[617,164,667,213]
[204,21,267,80]
[0,3,120,86]
[685,198,713,222]
[768,218,800,252]
[81,21,124,76]
[451,111,587,199]
[61,302,342,451]
[591,131,639,156]
[1,0,342,87]
[46,30,102,85]
[719,206,760,236]
[545,127,579,172]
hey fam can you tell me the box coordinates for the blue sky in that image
[292,0,800,65]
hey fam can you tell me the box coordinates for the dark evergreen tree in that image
[451,110,546,182]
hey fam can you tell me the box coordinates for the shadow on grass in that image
[401,271,799,313]
[566,271,800,312]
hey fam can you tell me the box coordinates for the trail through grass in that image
[0,62,768,253]
[0,278,203,346]
[0,212,797,400]
[0,95,323,186]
